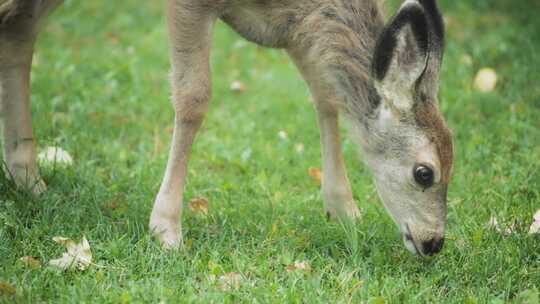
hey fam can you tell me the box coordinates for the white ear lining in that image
[401,0,420,9]
[375,23,428,111]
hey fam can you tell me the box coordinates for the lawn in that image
[1,0,539,302]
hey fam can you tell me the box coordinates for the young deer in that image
[0,0,453,256]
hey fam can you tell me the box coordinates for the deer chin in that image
[370,170,447,256]
[403,230,422,256]
[402,221,446,257]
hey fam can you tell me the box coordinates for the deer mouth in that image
[404,223,425,257]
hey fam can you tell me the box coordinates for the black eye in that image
[413,164,434,188]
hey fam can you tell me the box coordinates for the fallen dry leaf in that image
[49,236,92,270]
[38,146,73,166]
[488,216,514,236]
[230,80,245,93]
[308,167,323,186]
[0,282,16,296]
[529,210,540,235]
[19,256,41,268]
[188,197,209,216]
[211,272,242,291]
[459,54,473,66]
[474,68,498,92]
[278,130,288,141]
[107,32,120,44]
[286,260,312,273]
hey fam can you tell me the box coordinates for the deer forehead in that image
[371,98,453,186]
[413,102,454,184]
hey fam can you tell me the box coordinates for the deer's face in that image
[359,100,453,257]
[360,0,453,256]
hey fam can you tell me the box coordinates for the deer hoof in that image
[149,214,183,249]
[325,201,362,222]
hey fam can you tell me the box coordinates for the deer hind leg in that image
[288,50,361,221]
[0,1,61,195]
[149,0,216,248]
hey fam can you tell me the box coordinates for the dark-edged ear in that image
[372,1,429,83]
[416,0,445,97]
[372,0,445,109]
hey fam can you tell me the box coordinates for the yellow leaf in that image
[188,197,209,215]
[271,222,278,236]
[308,167,323,186]
[0,282,16,296]
[19,256,41,268]
[473,68,497,93]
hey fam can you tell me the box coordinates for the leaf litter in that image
[49,236,92,271]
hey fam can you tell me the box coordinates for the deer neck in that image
[294,1,385,123]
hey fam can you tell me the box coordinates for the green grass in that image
[1,0,539,302]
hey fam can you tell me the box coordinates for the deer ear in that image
[372,1,430,109]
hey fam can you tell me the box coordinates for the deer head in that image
[358,0,453,256]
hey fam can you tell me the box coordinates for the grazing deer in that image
[0,0,453,256]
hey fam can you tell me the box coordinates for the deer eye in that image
[413,164,434,188]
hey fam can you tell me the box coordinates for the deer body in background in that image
[0,0,453,256]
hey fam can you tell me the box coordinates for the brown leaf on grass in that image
[0,282,16,296]
[107,32,120,44]
[529,210,540,235]
[230,80,246,93]
[308,167,323,186]
[49,236,92,271]
[209,272,242,291]
[19,256,41,268]
[188,197,209,216]
[105,200,119,211]
[286,260,312,273]
[474,68,497,92]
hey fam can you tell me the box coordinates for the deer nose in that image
[421,237,445,256]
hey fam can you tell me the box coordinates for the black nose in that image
[421,237,445,256]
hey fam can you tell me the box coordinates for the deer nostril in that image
[421,237,445,256]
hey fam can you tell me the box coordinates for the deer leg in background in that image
[0,1,60,195]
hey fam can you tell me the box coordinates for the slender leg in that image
[0,53,46,195]
[316,104,361,220]
[0,1,63,195]
[0,9,47,195]
[149,0,215,248]
[288,50,361,221]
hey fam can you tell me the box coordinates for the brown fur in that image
[220,0,385,117]
[414,101,453,184]
[1,0,453,253]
